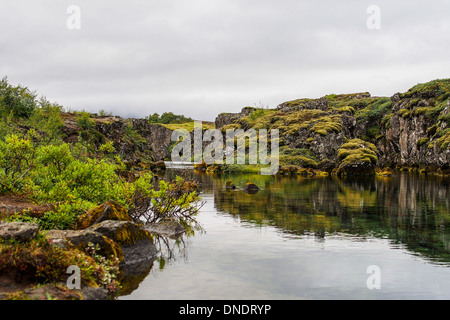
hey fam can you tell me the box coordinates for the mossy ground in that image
[0,232,121,298]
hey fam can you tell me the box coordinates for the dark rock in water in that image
[0,221,39,242]
[241,183,260,194]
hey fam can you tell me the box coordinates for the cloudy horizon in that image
[1,0,449,121]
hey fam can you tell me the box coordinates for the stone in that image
[76,200,132,230]
[225,179,236,189]
[145,220,186,238]
[241,182,260,194]
[89,220,157,265]
[45,229,124,261]
[0,221,39,242]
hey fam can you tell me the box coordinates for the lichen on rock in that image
[76,200,132,230]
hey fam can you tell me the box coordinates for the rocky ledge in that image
[0,200,186,300]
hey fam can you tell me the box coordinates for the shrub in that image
[0,77,38,118]
[76,111,95,130]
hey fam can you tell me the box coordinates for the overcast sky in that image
[1,0,449,121]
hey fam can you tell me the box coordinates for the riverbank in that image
[0,198,191,300]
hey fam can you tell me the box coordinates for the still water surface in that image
[120,170,450,300]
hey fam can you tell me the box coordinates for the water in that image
[119,170,450,300]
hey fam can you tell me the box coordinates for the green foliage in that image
[129,176,203,230]
[0,77,38,118]
[124,121,147,148]
[0,130,200,230]
[354,98,393,123]
[26,102,64,143]
[146,112,193,124]
[400,79,450,99]
[76,111,95,130]
[0,132,37,192]
[279,147,318,168]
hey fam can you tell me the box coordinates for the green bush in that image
[0,77,38,118]
[76,111,95,130]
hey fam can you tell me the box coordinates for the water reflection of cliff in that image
[204,172,450,264]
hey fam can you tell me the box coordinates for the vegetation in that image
[0,77,203,298]
[0,234,121,295]
[146,112,193,124]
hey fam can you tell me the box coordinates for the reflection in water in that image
[120,170,449,300]
[200,172,450,264]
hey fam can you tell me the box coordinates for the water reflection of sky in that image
[121,189,450,300]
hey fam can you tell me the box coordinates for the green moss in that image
[353,98,392,123]
[279,155,318,168]
[225,179,236,189]
[160,122,214,132]
[400,79,450,99]
[337,139,378,165]
[398,108,410,118]
[331,105,355,114]
[310,116,342,136]
[381,113,393,128]
[427,124,438,136]
[0,233,120,293]
[417,137,429,147]
[412,106,429,116]
[112,222,153,246]
[438,112,450,126]
[76,200,131,230]
[435,129,450,149]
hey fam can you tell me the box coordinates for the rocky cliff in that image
[61,114,174,162]
[214,79,450,175]
[59,79,450,176]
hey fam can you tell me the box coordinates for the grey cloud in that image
[0,0,449,121]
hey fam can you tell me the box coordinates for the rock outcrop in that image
[213,79,450,175]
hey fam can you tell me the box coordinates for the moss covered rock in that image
[46,229,124,262]
[89,221,156,266]
[225,179,236,189]
[241,182,260,194]
[336,139,378,176]
[76,201,132,230]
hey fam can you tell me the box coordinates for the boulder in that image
[89,221,157,265]
[225,179,236,189]
[0,221,39,242]
[145,220,186,238]
[45,229,124,262]
[336,161,375,176]
[76,201,132,230]
[241,182,260,194]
